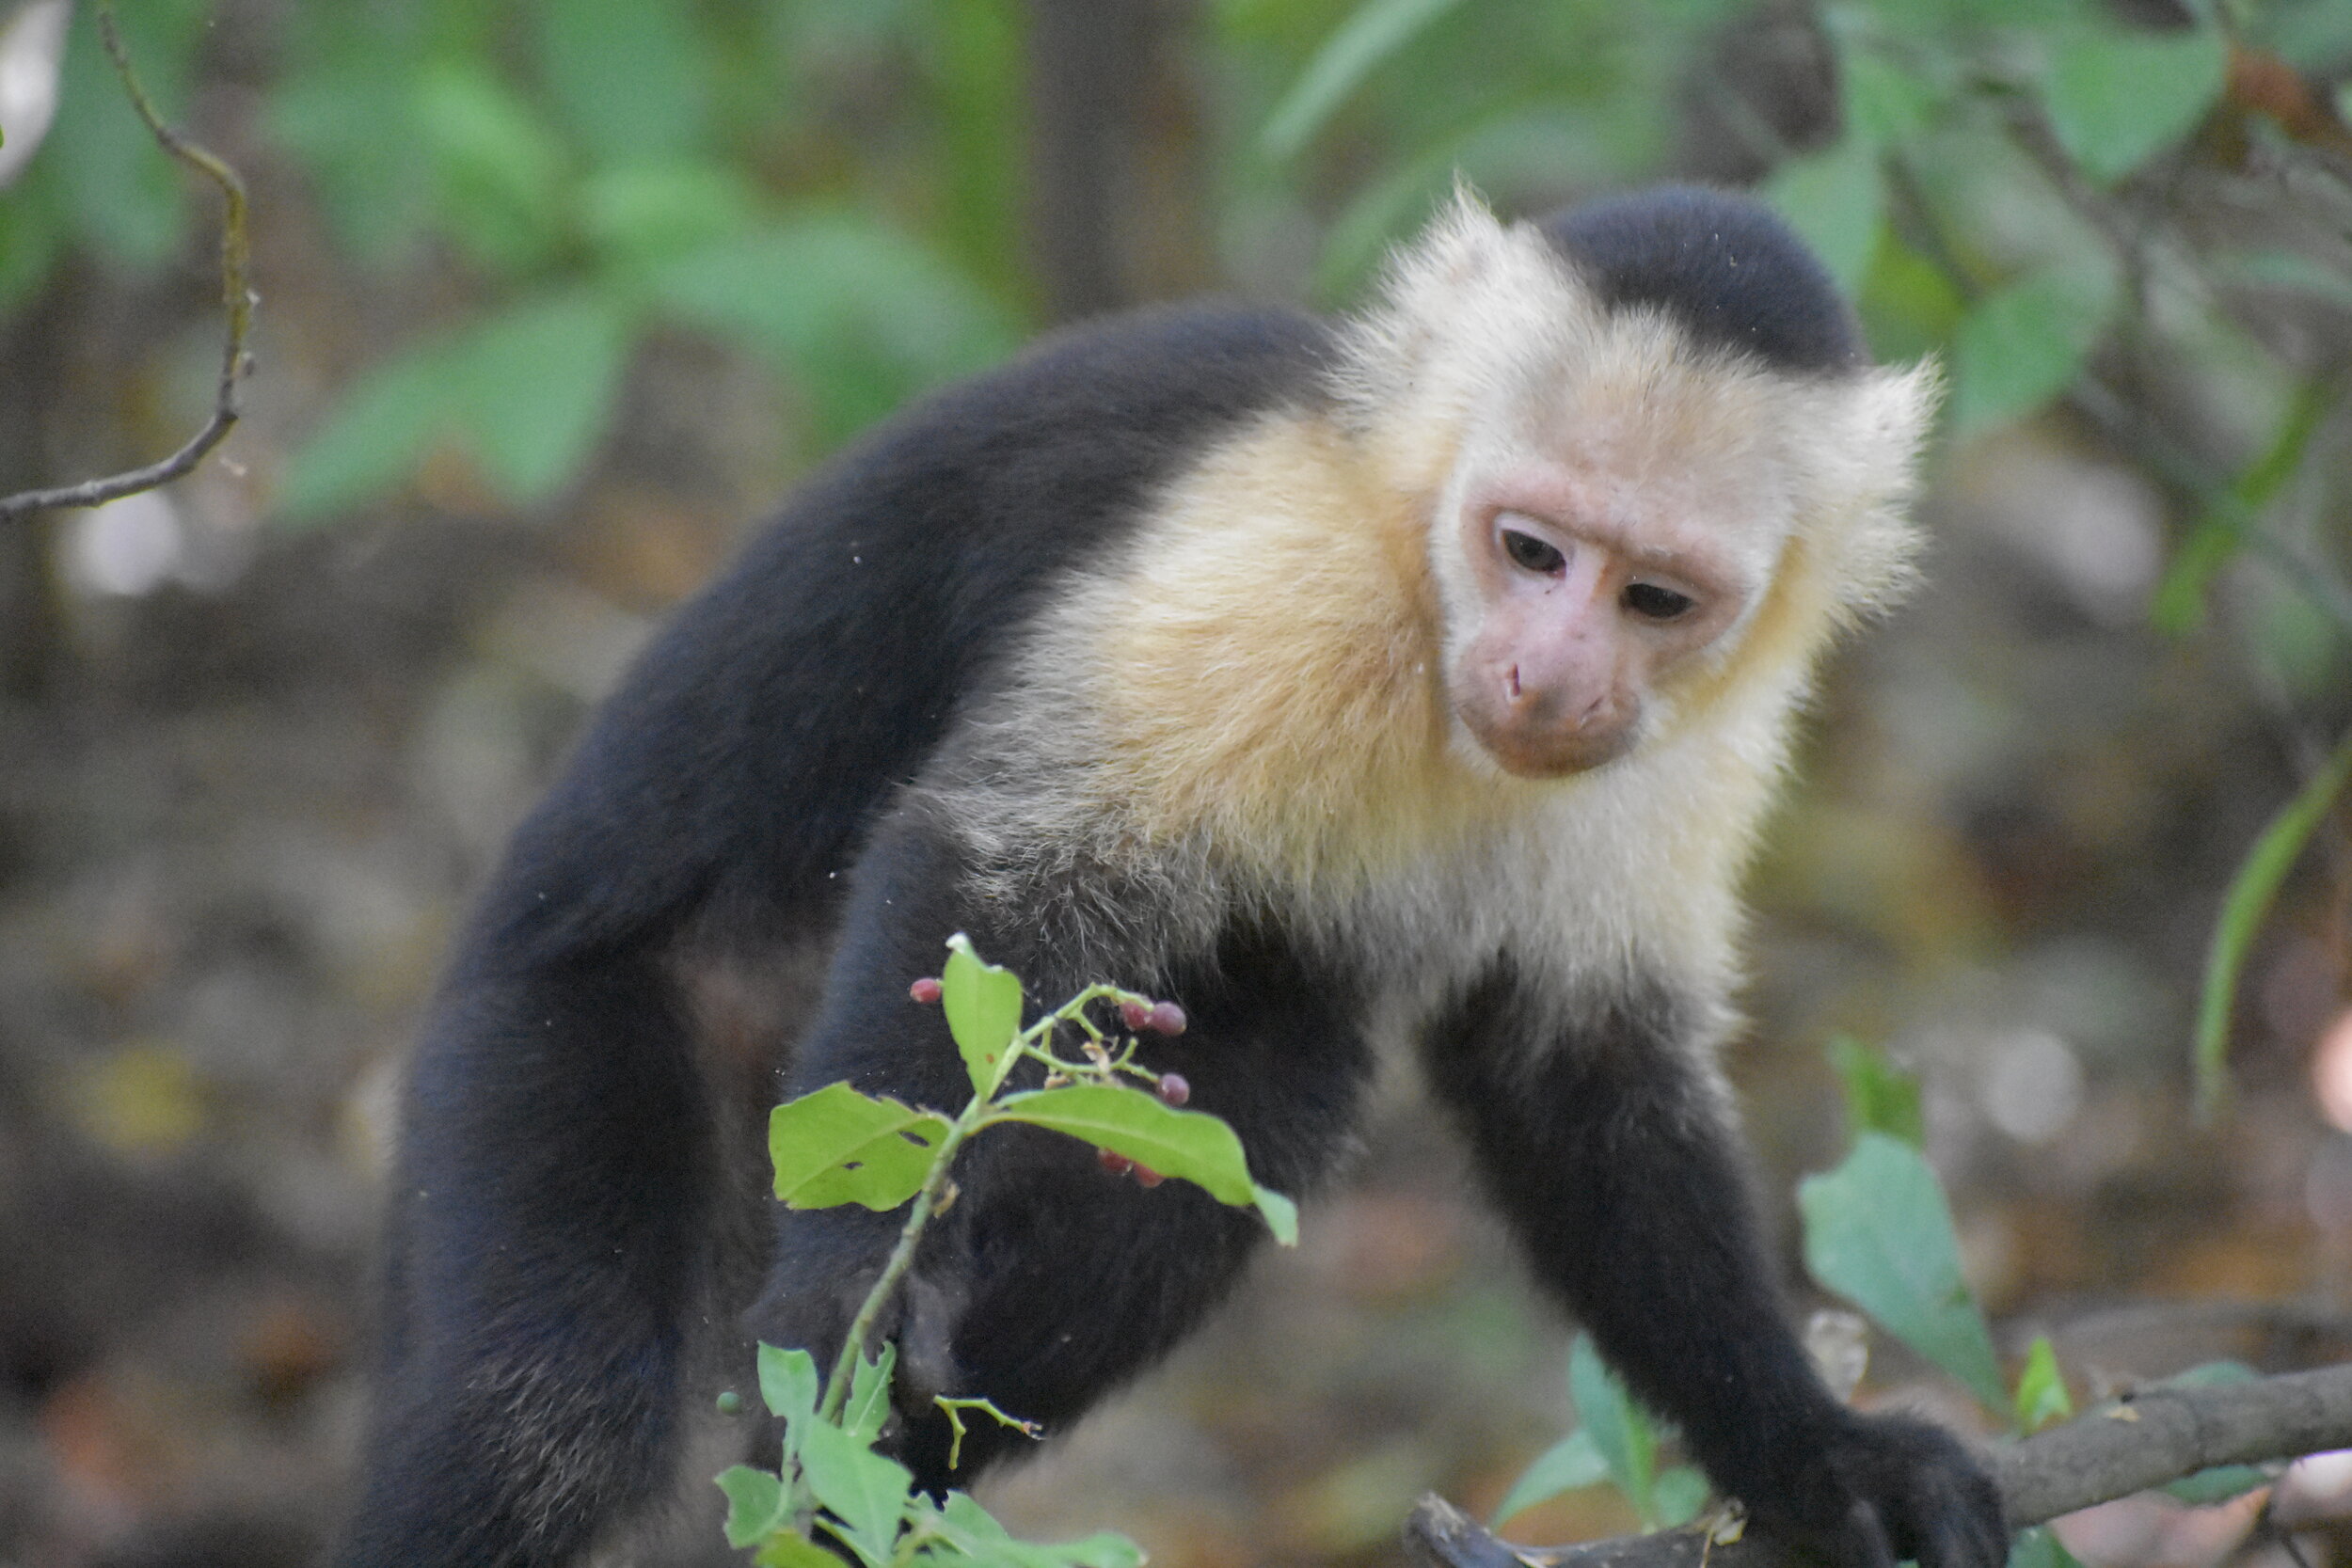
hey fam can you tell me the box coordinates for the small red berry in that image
[1155,1072,1191,1107]
[1119,999,1151,1033]
[1098,1148,1135,1178]
[909,976,944,1005]
[1146,1002,1187,1036]
[1132,1164,1164,1188]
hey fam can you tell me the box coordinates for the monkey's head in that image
[1342,187,1938,783]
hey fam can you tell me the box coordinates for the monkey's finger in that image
[1914,1513,1992,1568]
[1837,1498,1899,1568]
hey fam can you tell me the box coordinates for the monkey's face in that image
[1442,447,1766,780]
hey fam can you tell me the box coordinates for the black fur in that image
[1540,185,1866,372]
[346,303,1335,1568]
[342,195,2000,1568]
[1426,969,2005,1568]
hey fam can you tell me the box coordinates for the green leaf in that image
[650,213,1019,446]
[1258,0,1466,162]
[2043,24,2227,184]
[1839,49,1940,148]
[2195,728,2352,1119]
[449,291,634,502]
[843,1343,898,1448]
[1034,1534,1151,1568]
[0,187,63,315]
[1651,1466,1709,1528]
[1491,1429,1609,1526]
[1828,1036,1925,1148]
[1251,1182,1300,1246]
[277,291,635,520]
[1948,264,2117,437]
[2215,250,2352,317]
[2009,1524,2090,1568]
[2164,1464,2275,1505]
[1800,1133,2005,1412]
[44,0,206,267]
[942,935,1023,1098]
[263,7,428,262]
[770,1083,953,1211]
[758,1343,821,1427]
[275,335,465,524]
[717,1465,793,1548]
[798,1418,913,1568]
[2013,1335,2073,1433]
[756,1532,849,1568]
[578,161,760,271]
[933,1491,1017,1549]
[529,0,710,165]
[1767,135,1883,296]
[1857,233,1966,364]
[415,60,569,277]
[2153,376,2340,635]
[1569,1334,1657,1521]
[989,1085,1255,1205]
[927,1492,1145,1568]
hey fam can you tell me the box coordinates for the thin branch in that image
[1405,1362,2352,1568]
[2063,375,2352,638]
[0,0,254,523]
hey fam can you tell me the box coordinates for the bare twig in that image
[1405,1363,2352,1568]
[0,0,254,523]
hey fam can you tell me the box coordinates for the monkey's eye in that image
[1623,582,1695,621]
[1500,529,1565,576]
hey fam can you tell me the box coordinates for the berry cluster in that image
[1117,998,1188,1037]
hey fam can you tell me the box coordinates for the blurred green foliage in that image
[6,0,2350,1090]
[9,0,2352,528]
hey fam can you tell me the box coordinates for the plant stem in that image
[815,981,1141,1419]
[821,1097,984,1422]
[809,987,1138,1419]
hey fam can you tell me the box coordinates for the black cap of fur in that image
[1537,185,1866,374]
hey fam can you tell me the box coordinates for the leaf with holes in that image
[769,1083,950,1212]
[717,1465,792,1549]
[797,1418,911,1568]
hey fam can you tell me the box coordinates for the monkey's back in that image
[469,303,1337,970]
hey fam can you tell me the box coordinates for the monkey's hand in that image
[1743,1411,2008,1568]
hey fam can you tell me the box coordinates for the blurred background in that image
[0,0,2349,1564]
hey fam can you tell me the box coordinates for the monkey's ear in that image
[1802,356,1943,618]
[1338,184,1581,432]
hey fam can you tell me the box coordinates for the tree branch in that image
[1405,1363,2352,1568]
[0,0,254,523]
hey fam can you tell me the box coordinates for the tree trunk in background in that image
[0,287,67,702]
[1024,0,1211,324]
[1025,0,1148,323]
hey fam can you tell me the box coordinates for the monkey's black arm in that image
[748,800,1386,1490]
[1424,970,2007,1568]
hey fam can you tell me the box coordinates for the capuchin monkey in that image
[342,185,2006,1568]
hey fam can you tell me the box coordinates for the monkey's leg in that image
[1425,972,2007,1568]
[342,951,715,1568]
